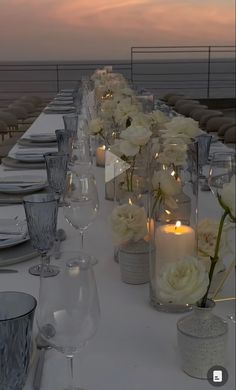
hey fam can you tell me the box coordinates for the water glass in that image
[196,134,212,178]
[69,138,92,172]
[63,113,78,143]
[208,152,236,199]
[0,291,37,390]
[23,193,58,276]
[55,129,72,155]
[44,152,68,200]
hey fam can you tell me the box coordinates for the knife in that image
[0,269,18,273]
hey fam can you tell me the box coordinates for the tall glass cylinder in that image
[149,141,198,312]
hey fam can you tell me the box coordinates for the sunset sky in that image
[0,0,235,60]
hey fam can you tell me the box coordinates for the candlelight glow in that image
[175,220,182,229]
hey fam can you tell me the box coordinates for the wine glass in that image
[44,152,68,201]
[23,193,59,276]
[63,172,99,249]
[208,152,236,198]
[37,251,100,390]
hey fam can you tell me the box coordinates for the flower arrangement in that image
[157,176,236,307]
[111,203,148,245]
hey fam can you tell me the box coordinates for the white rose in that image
[149,110,170,126]
[88,118,104,135]
[219,175,236,219]
[114,99,139,126]
[164,117,201,139]
[120,125,152,146]
[131,112,151,128]
[157,143,187,166]
[151,137,160,157]
[158,256,209,304]
[152,170,182,209]
[111,203,148,244]
[119,140,139,157]
[197,218,228,258]
[152,170,181,196]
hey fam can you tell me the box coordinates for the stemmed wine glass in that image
[37,251,100,390]
[23,193,59,276]
[63,172,99,249]
[208,152,236,199]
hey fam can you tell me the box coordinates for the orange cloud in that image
[0,0,234,60]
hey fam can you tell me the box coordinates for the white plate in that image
[45,105,75,111]
[0,219,29,249]
[29,134,56,143]
[0,175,47,194]
[13,152,45,163]
[0,240,37,266]
[50,100,74,106]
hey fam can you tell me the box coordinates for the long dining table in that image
[0,103,235,390]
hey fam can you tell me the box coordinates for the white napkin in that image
[0,219,27,241]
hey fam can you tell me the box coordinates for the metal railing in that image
[0,46,235,103]
[0,61,131,103]
[130,45,235,98]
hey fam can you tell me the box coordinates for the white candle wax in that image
[155,223,195,263]
[96,146,106,167]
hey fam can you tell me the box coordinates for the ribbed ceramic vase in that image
[177,300,228,379]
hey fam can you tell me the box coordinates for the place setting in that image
[18,133,57,148]
[0,174,48,204]
[0,217,38,269]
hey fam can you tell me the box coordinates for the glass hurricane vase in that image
[148,141,198,312]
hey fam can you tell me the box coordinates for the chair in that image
[7,105,32,131]
[206,117,234,133]
[177,103,207,116]
[224,126,236,148]
[218,122,235,139]
[190,107,223,122]
[167,94,186,106]
[0,120,9,142]
[199,110,225,129]
[174,99,200,111]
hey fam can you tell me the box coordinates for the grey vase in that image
[177,300,228,379]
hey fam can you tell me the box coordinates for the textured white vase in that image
[119,240,150,285]
[177,300,228,379]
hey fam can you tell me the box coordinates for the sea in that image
[0,58,235,105]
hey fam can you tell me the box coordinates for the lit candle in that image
[96,145,106,167]
[155,221,195,263]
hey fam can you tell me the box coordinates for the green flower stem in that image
[200,209,229,307]
[129,155,136,192]
[151,190,161,217]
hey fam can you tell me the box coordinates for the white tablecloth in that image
[0,112,235,390]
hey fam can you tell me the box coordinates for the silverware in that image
[33,334,52,390]
[0,269,18,273]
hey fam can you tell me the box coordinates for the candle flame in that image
[175,221,181,229]
[165,209,171,215]
[171,170,175,176]
[101,145,106,150]
[128,198,132,205]
[155,152,159,159]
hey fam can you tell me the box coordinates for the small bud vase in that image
[177,300,228,379]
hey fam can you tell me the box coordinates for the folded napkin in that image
[0,219,27,241]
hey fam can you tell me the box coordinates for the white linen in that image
[0,111,235,390]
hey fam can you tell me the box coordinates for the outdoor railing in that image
[131,45,235,98]
[0,46,235,103]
